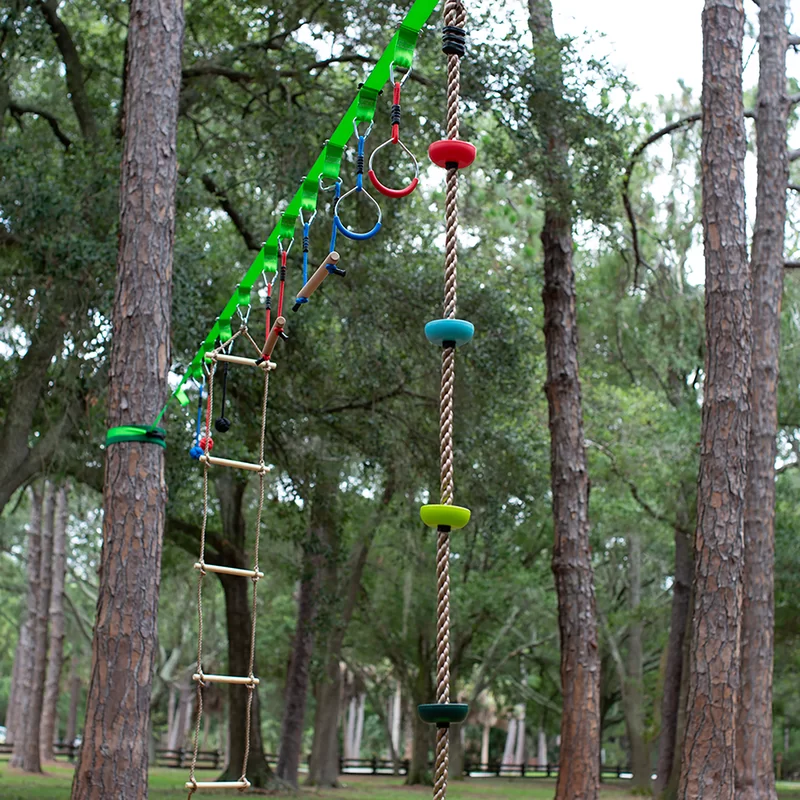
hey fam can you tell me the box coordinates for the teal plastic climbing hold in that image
[420,504,471,530]
[424,319,474,347]
[417,703,470,726]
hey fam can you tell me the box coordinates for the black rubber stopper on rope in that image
[442,25,466,57]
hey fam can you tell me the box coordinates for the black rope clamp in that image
[442,25,466,57]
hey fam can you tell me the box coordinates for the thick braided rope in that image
[435,5,465,800]
[187,363,215,797]
[240,367,270,782]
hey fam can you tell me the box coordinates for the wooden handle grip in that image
[263,316,287,359]
[296,252,340,301]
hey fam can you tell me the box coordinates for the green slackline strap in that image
[153,0,440,426]
[106,425,167,449]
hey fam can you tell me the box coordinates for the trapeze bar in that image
[262,316,287,360]
[192,673,260,686]
[295,252,342,303]
[199,454,270,473]
[206,352,276,370]
[184,779,251,790]
[194,562,264,579]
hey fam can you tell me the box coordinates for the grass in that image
[2,763,800,800]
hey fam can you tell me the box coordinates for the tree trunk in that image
[656,506,693,797]
[481,723,490,766]
[6,635,22,739]
[625,534,650,792]
[277,463,338,787]
[15,482,55,773]
[70,1,183,795]
[9,486,43,763]
[406,649,434,786]
[502,719,517,765]
[678,3,750,799]
[736,3,787,800]
[538,728,548,768]
[215,551,273,787]
[514,706,526,766]
[529,3,601,799]
[41,482,69,761]
[65,656,81,747]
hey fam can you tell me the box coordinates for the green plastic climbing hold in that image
[420,504,471,530]
[417,703,470,726]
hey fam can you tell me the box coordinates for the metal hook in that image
[389,62,413,88]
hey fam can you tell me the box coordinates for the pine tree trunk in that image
[529,4,601,798]
[10,486,43,764]
[16,482,55,773]
[625,535,650,792]
[678,3,750,798]
[656,503,693,797]
[736,3,787,799]
[41,482,69,761]
[65,657,81,747]
[70,1,183,794]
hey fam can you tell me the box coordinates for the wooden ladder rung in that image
[193,673,259,686]
[185,779,251,790]
[199,454,270,473]
[206,352,276,370]
[194,562,264,579]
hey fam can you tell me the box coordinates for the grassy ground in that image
[2,763,800,800]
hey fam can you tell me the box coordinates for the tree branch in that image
[8,101,72,148]
[200,174,261,252]
[37,0,97,140]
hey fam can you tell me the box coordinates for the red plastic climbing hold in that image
[428,139,476,170]
[199,436,214,452]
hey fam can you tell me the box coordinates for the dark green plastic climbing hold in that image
[417,703,469,726]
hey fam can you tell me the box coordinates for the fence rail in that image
[0,742,632,780]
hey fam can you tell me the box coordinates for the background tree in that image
[678,1,751,798]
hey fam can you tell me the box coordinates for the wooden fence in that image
[0,742,632,780]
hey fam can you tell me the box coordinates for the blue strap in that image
[302,222,311,284]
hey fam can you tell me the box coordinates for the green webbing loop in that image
[394,25,421,69]
[106,425,167,449]
[355,85,381,124]
[301,175,320,212]
[322,143,345,181]
[235,284,251,307]
[158,0,440,428]
[280,211,298,239]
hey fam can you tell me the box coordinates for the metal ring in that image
[319,175,342,192]
[368,137,420,199]
[299,208,317,226]
[333,184,383,241]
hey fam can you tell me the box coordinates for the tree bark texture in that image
[529,2,601,798]
[16,482,55,773]
[678,3,751,799]
[736,3,788,800]
[65,656,81,747]
[624,534,650,792]
[6,487,43,745]
[10,485,45,769]
[656,504,693,797]
[277,464,339,787]
[70,1,183,796]
[41,482,69,761]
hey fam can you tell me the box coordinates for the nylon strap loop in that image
[105,425,167,449]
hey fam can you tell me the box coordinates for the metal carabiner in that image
[389,62,413,88]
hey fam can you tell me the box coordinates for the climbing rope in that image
[186,323,274,796]
[433,3,468,800]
